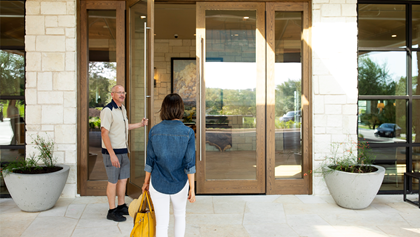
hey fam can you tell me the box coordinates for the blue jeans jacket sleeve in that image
[183,129,196,174]
[145,129,155,173]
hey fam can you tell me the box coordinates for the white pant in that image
[149,180,189,237]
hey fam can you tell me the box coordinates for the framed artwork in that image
[171,58,196,106]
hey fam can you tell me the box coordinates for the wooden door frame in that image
[196,2,266,194]
[266,2,312,194]
[126,0,155,197]
[78,1,125,196]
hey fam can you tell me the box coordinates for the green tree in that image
[88,62,116,108]
[0,50,24,96]
[275,79,301,117]
[358,56,396,96]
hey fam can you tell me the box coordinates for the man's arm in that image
[128,118,148,130]
[101,127,120,168]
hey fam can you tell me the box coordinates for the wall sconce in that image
[154,67,157,88]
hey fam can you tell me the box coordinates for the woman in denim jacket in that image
[142,93,196,237]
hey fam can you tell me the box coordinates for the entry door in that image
[80,1,126,196]
[126,0,154,197]
[196,2,266,194]
[79,0,154,196]
[266,2,311,194]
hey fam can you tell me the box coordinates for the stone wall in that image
[312,1,358,194]
[153,39,196,125]
[25,0,77,198]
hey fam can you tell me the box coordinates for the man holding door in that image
[101,85,148,222]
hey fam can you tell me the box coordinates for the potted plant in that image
[314,136,385,209]
[1,134,69,212]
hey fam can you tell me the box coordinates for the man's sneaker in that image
[117,203,129,215]
[107,208,126,222]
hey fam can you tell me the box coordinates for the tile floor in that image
[0,194,419,237]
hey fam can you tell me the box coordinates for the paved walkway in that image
[0,194,419,237]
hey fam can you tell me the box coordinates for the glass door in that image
[127,0,154,197]
[80,1,125,196]
[196,2,266,194]
[266,2,311,194]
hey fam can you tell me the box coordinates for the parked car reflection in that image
[279,110,301,122]
[374,123,401,138]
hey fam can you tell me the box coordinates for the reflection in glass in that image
[413,5,420,48]
[358,51,406,96]
[0,50,24,96]
[358,99,406,143]
[374,147,406,191]
[88,10,117,180]
[0,100,25,146]
[129,1,147,187]
[358,4,406,48]
[205,10,257,180]
[1,150,25,196]
[413,100,420,144]
[415,52,419,96]
[274,12,303,179]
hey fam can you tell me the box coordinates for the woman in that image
[142,93,196,237]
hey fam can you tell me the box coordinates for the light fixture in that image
[392,34,397,38]
[234,34,239,36]
[243,16,249,20]
[141,16,146,19]
[194,34,196,36]
[377,102,385,112]
[154,67,157,88]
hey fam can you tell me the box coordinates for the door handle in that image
[200,36,204,161]
[144,22,150,164]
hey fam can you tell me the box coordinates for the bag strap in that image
[144,191,154,212]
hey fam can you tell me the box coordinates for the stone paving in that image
[0,194,419,237]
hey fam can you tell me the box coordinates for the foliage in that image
[304,136,376,177]
[275,120,301,129]
[89,116,101,129]
[89,62,116,108]
[275,79,301,117]
[358,57,396,96]
[1,134,57,176]
[0,50,25,96]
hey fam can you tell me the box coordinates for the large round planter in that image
[2,164,70,212]
[323,165,385,209]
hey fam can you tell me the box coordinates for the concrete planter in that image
[2,164,70,212]
[323,165,385,209]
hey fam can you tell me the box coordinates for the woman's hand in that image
[142,183,149,193]
[188,189,196,203]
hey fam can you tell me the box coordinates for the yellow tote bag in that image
[130,191,156,237]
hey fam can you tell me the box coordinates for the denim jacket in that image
[145,120,196,194]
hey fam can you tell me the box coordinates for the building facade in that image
[0,0,418,198]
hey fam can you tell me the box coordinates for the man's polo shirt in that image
[100,100,129,154]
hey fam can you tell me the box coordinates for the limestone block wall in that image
[25,0,77,198]
[311,1,358,195]
[153,39,196,125]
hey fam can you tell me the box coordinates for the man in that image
[101,85,148,222]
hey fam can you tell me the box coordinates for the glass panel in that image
[274,12,303,179]
[129,1,147,188]
[1,149,25,196]
[413,148,420,172]
[415,52,419,95]
[205,10,257,180]
[88,10,117,180]
[0,1,25,48]
[413,100,420,144]
[374,147,406,191]
[358,99,406,143]
[358,4,406,48]
[0,50,25,97]
[0,100,25,145]
[413,5,420,48]
[358,51,406,96]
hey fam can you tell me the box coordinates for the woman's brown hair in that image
[160,93,184,120]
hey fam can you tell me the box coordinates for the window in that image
[358,1,420,193]
[0,0,25,197]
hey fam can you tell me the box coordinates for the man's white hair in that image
[111,84,124,93]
